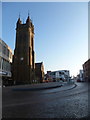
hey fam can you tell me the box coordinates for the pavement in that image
[11,81,76,91]
[2,82,88,119]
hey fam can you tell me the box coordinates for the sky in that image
[2,2,88,76]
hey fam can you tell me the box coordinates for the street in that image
[2,82,89,119]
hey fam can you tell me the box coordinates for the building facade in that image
[46,70,70,82]
[35,62,44,83]
[12,16,35,84]
[77,70,84,82]
[83,59,90,82]
[0,39,13,85]
[79,70,83,81]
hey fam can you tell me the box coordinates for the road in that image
[2,82,89,119]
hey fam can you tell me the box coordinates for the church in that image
[12,15,44,84]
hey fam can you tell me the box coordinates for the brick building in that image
[13,15,44,85]
[12,15,35,84]
[35,62,44,83]
[83,59,90,82]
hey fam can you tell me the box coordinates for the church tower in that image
[12,15,35,84]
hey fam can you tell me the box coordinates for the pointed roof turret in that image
[26,16,30,23]
[17,17,22,24]
[17,14,22,27]
[26,12,30,23]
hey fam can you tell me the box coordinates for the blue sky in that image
[2,2,88,76]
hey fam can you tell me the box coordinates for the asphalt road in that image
[2,82,89,119]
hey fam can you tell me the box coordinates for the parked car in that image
[77,79,81,82]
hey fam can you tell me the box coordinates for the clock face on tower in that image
[20,57,24,61]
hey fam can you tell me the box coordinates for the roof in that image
[35,62,43,67]
[49,70,69,73]
[83,59,90,65]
